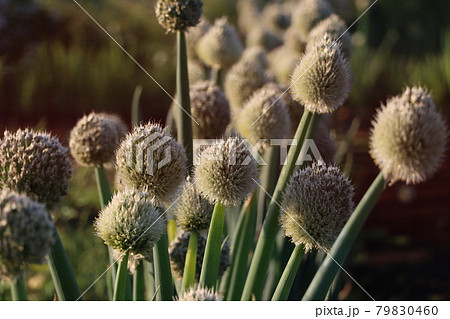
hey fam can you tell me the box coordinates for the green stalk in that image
[153,233,174,300]
[271,244,305,301]
[143,261,155,300]
[181,231,198,294]
[199,202,226,289]
[10,272,28,301]
[47,228,82,301]
[211,66,223,88]
[241,109,317,300]
[131,84,143,126]
[302,172,386,300]
[176,30,193,171]
[113,251,129,301]
[167,219,177,244]
[133,262,145,301]
[226,195,257,300]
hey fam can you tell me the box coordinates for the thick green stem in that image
[133,262,145,301]
[10,273,28,301]
[302,172,386,300]
[241,109,317,300]
[181,231,198,294]
[167,219,177,244]
[199,202,226,289]
[272,244,305,301]
[113,251,129,301]
[176,30,193,172]
[226,195,257,300]
[153,233,174,301]
[47,228,82,301]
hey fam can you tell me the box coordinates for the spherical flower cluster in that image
[172,178,213,232]
[155,0,203,33]
[169,231,230,281]
[280,161,354,251]
[195,137,259,206]
[197,17,244,69]
[179,285,222,301]
[307,14,352,59]
[95,189,166,261]
[235,85,291,146]
[0,129,72,210]
[369,87,448,185]
[290,35,351,114]
[225,60,269,113]
[0,189,55,280]
[115,122,187,207]
[69,112,127,167]
[175,81,230,139]
[268,46,301,84]
[292,0,333,40]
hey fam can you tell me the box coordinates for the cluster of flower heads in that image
[0,189,55,280]
[280,161,354,251]
[155,0,203,33]
[115,122,187,207]
[0,129,72,210]
[195,137,259,206]
[69,112,127,167]
[169,231,230,281]
[178,285,222,301]
[370,87,447,185]
[95,189,166,261]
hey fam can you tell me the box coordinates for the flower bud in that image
[292,0,333,40]
[95,189,166,261]
[369,87,448,184]
[155,0,203,33]
[115,122,187,207]
[186,19,210,61]
[267,45,300,84]
[0,190,55,280]
[169,231,230,281]
[224,60,269,113]
[194,137,259,206]
[240,46,268,70]
[280,161,354,251]
[235,85,291,146]
[0,129,72,210]
[197,17,243,69]
[290,35,351,114]
[69,112,126,167]
[173,178,213,232]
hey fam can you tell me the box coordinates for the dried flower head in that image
[69,112,126,167]
[0,129,72,210]
[172,178,213,232]
[115,122,187,207]
[292,0,333,40]
[240,46,268,70]
[196,17,244,69]
[369,87,448,184]
[235,85,291,146]
[280,161,354,251]
[246,27,283,52]
[169,231,230,281]
[174,81,230,139]
[95,189,166,261]
[290,35,351,114]
[195,137,259,206]
[179,285,222,301]
[307,14,352,59]
[155,0,203,33]
[0,189,55,280]
[224,60,269,113]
